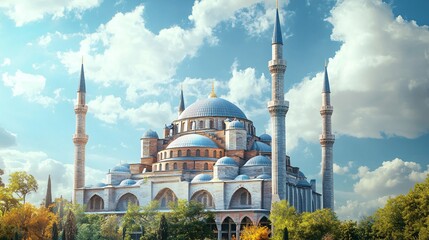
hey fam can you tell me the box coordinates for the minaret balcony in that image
[319,134,335,141]
[320,106,333,115]
[268,59,286,66]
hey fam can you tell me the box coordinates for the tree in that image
[8,171,38,203]
[269,200,299,240]
[52,222,59,240]
[372,195,406,239]
[338,220,359,240]
[64,210,77,240]
[101,215,121,240]
[240,225,270,240]
[356,216,374,240]
[297,208,340,240]
[0,186,19,215]
[122,201,159,239]
[0,169,4,187]
[76,214,103,240]
[157,214,168,240]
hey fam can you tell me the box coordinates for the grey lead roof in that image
[272,9,283,45]
[78,63,86,93]
[323,65,331,93]
[178,97,247,120]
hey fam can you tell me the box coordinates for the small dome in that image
[215,157,238,166]
[251,141,271,152]
[167,134,218,149]
[135,179,146,185]
[178,97,247,120]
[142,129,159,139]
[297,179,312,187]
[191,174,213,183]
[111,165,131,173]
[228,120,244,129]
[244,155,271,166]
[119,179,136,186]
[298,171,306,178]
[259,133,272,142]
[235,174,250,180]
[256,174,271,179]
[94,182,107,187]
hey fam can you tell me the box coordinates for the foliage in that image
[356,216,374,239]
[101,215,121,240]
[0,169,4,187]
[297,208,340,240]
[0,186,19,215]
[156,214,168,240]
[240,225,270,240]
[166,200,215,240]
[52,222,59,240]
[122,201,159,239]
[64,210,78,240]
[8,171,38,203]
[372,195,406,239]
[269,200,299,240]
[338,220,359,240]
[76,214,103,240]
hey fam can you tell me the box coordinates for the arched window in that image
[159,164,162,171]
[155,188,177,209]
[88,195,104,211]
[178,150,182,157]
[213,150,217,158]
[116,193,138,211]
[170,150,173,158]
[240,217,253,231]
[229,188,252,209]
[165,163,169,171]
[204,163,209,170]
[210,119,214,128]
[183,162,187,170]
[186,149,191,156]
[196,149,200,157]
[205,149,209,157]
[240,191,251,205]
[221,217,236,240]
[191,190,214,209]
[199,121,204,129]
[154,165,158,171]
[219,151,223,157]
[173,162,177,170]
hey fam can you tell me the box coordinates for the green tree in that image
[52,222,59,240]
[356,216,374,240]
[269,200,299,240]
[372,195,406,239]
[156,214,168,240]
[76,214,103,240]
[8,171,38,203]
[0,169,4,187]
[338,220,358,240]
[64,210,77,240]
[0,186,19,215]
[101,215,121,240]
[122,201,159,239]
[297,208,340,240]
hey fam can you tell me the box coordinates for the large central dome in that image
[178,97,247,120]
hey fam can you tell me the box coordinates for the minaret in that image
[73,61,88,203]
[268,4,289,203]
[178,86,185,116]
[44,175,52,208]
[320,62,335,209]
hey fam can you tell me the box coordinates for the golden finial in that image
[209,81,217,98]
[276,0,279,9]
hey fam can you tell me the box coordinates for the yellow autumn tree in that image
[240,225,270,240]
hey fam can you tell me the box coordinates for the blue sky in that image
[0,0,428,220]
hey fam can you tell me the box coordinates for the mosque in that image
[72,6,334,240]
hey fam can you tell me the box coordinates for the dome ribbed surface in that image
[215,157,238,166]
[251,141,272,152]
[259,133,272,142]
[142,129,159,139]
[119,179,136,186]
[111,165,130,173]
[191,174,213,183]
[235,174,250,180]
[244,155,271,166]
[178,97,247,120]
[167,134,218,149]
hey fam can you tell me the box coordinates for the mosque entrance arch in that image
[191,190,214,209]
[221,217,236,240]
[116,193,138,211]
[155,188,177,209]
[87,194,104,211]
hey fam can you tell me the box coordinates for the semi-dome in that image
[178,97,247,120]
[228,120,244,129]
[191,174,213,183]
[111,165,130,173]
[167,134,218,149]
[215,157,238,166]
[244,155,271,166]
[142,129,159,139]
[251,141,271,152]
[235,174,250,180]
[256,174,271,179]
[259,133,272,142]
[119,179,136,186]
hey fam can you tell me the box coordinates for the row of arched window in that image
[158,149,223,160]
[153,162,213,171]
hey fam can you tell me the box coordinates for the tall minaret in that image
[178,86,185,116]
[268,4,289,203]
[73,61,88,203]
[320,62,335,209]
[44,175,52,209]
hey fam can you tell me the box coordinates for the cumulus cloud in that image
[333,161,352,175]
[336,158,429,220]
[0,0,102,26]
[88,95,175,128]
[0,128,16,149]
[2,70,58,107]
[285,0,429,150]
[0,149,105,203]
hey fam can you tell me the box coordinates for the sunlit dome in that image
[256,174,271,179]
[244,155,271,166]
[259,133,272,142]
[191,173,213,183]
[215,157,238,166]
[229,120,244,129]
[178,97,247,120]
[167,134,218,149]
[142,129,159,139]
[111,165,130,173]
[235,174,250,180]
[251,141,271,152]
[119,179,136,186]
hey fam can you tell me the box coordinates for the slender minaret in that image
[178,86,185,116]
[320,62,335,209]
[268,4,289,203]
[44,175,52,208]
[73,61,88,203]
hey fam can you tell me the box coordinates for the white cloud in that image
[2,70,56,107]
[0,149,105,204]
[38,34,52,46]
[1,58,11,66]
[333,161,352,175]
[87,95,175,128]
[336,158,429,220]
[284,0,429,150]
[0,128,16,149]
[0,0,102,26]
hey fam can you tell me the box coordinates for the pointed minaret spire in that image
[178,85,185,116]
[268,0,288,204]
[320,62,335,210]
[209,81,217,98]
[44,175,52,209]
[73,60,89,204]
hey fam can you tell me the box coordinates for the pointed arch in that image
[240,216,253,230]
[191,190,214,209]
[154,188,178,209]
[116,193,138,211]
[221,217,236,240]
[87,194,104,211]
[229,187,252,209]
